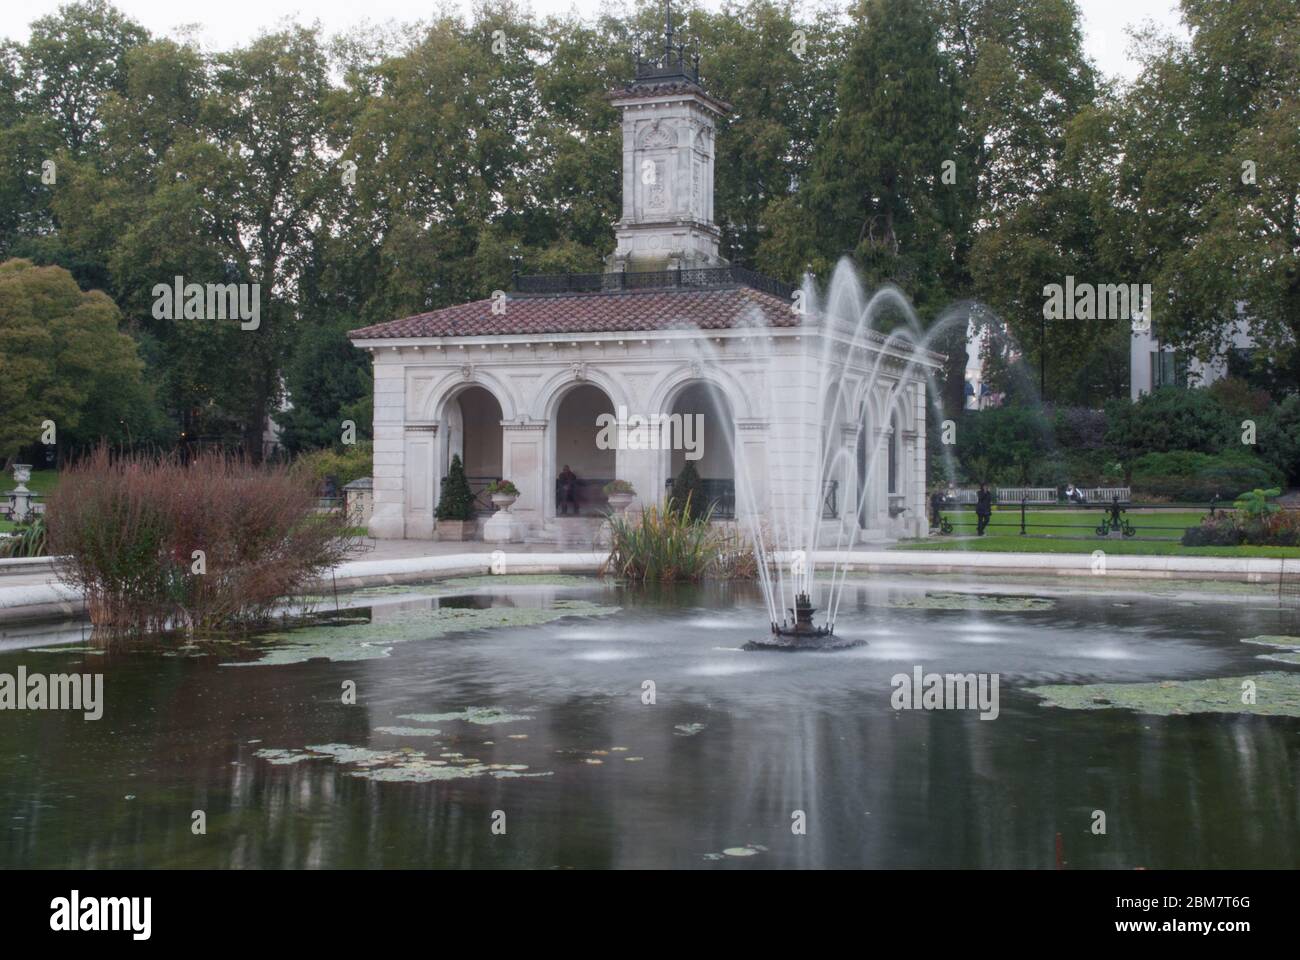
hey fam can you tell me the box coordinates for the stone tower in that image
[608,2,730,272]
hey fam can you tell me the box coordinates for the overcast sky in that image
[4,0,1189,81]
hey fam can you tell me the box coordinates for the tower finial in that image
[664,0,674,56]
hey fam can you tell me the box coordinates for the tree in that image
[1089,0,1300,385]
[0,258,160,461]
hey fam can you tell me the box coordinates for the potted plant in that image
[435,454,475,541]
[603,479,636,513]
[486,479,519,512]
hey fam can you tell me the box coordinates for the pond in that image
[1,574,1298,868]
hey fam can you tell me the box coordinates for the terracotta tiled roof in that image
[348,287,799,340]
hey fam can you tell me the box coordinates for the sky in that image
[3,0,1190,81]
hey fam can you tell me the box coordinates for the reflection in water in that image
[1,578,1298,868]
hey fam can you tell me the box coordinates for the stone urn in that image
[606,491,635,514]
[8,464,33,522]
[489,492,517,513]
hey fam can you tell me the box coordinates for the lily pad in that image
[399,706,531,725]
[437,575,597,588]
[373,726,443,737]
[1241,635,1300,649]
[253,742,552,783]
[221,600,617,666]
[1026,672,1300,717]
[886,593,1054,611]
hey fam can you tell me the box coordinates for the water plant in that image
[0,514,46,558]
[45,446,358,637]
[603,495,724,582]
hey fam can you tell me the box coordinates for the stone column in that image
[369,357,406,539]
[403,423,438,539]
[500,420,547,536]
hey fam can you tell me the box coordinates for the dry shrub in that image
[46,447,358,637]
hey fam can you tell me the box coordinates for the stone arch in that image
[637,119,679,149]
[547,380,619,519]
[428,369,517,423]
[662,378,736,518]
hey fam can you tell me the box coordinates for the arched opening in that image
[667,381,734,519]
[554,384,616,517]
[442,385,503,515]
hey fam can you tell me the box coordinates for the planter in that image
[437,519,473,541]
[11,464,32,487]
[606,492,635,514]
[489,493,517,513]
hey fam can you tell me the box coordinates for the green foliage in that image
[956,405,1054,483]
[0,258,162,459]
[602,495,736,583]
[1104,388,1237,461]
[0,514,48,558]
[485,479,518,496]
[1256,394,1300,483]
[436,453,474,521]
[275,315,373,453]
[293,441,373,489]
[1232,487,1281,520]
[1129,450,1281,502]
[603,479,634,496]
[669,460,705,521]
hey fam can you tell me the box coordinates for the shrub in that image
[670,461,705,521]
[45,447,357,637]
[485,479,518,496]
[1181,515,1246,546]
[1104,387,1236,460]
[957,405,1054,484]
[1257,394,1300,484]
[1130,450,1282,501]
[1182,508,1300,547]
[436,454,474,521]
[603,479,635,496]
[293,441,373,490]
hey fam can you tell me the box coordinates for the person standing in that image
[976,483,992,536]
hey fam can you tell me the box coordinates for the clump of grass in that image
[601,495,754,582]
[46,446,359,638]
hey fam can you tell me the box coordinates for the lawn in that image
[939,508,1209,541]
[888,506,1300,558]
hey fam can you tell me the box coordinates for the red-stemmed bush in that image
[46,447,358,637]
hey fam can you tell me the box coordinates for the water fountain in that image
[687,258,971,650]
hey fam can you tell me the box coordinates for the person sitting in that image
[558,465,578,516]
[1064,482,1086,504]
[929,489,945,529]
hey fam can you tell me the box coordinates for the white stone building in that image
[350,20,942,543]
[1129,309,1256,401]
